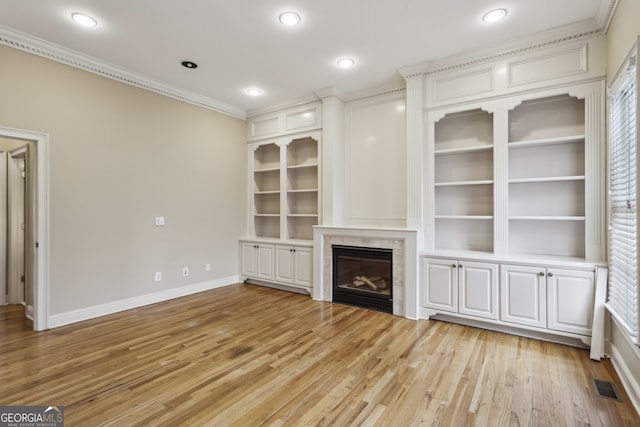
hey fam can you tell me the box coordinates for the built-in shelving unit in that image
[253,143,281,239]
[433,109,494,253]
[249,134,320,242]
[242,103,322,294]
[508,95,586,259]
[286,137,319,241]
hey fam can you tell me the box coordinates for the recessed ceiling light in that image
[279,12,301,26]
[245,88,263,97]
[181,61,198,69]
[337,58,355,69]
[71,13,97,27]
[482,8,507,23]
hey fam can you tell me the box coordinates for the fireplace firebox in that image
[332,245,393,313]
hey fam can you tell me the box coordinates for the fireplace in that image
[332,245,393,313]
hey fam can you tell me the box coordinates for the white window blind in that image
[607,44,639,343]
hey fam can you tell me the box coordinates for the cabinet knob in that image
[452,264,457,268]
[539,272,545,276]
[547,272,553,277]
[458,264,463,268]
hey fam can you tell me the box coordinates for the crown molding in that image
[596,0,619,33]
[341,82,406,103]
[424,19,602,77]
[247,83,407,118]
[0,25,247,120]
[246,93,321,118]
[315,87,347,101]
[398,61,430,80]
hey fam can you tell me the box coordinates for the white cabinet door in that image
[275,246,294,283]
[257,245,275,281]
[501,265,546,328]
[547,268,594,335]
[422,258,458,313]
[276,245,312,287]
[241,243,258,277]
[459,261,498,320]
[293,247,312,287]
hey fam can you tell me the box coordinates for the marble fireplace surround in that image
[312,226,419,319]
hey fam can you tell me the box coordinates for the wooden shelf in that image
[255,214,280,217]
[287,189,318,193]
[255,190,280,195]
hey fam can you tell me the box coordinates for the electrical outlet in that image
[205,263,211,272]
[154,272,162,282]
[182,267,189,277]
[155,216,165,226]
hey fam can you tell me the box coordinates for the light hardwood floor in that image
[1,283,638,426]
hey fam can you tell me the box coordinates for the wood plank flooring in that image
[1,283,638,426]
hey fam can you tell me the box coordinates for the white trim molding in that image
[609,317,640,416]
[0,126,50,332]
[596,0,619,33]
[425,19,602,77]
[48,276,240,329]
[0,25,247,120]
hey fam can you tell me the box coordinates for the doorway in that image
[0,127,49,331]
[1,143,27,309]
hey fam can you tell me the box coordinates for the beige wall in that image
[606,0,640,84]
[0,44,247,315]
[606,0,640,412]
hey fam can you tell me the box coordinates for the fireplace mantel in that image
[312,226,419,319]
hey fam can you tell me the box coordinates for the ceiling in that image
[0,1,609,117]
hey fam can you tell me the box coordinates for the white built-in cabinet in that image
[433,109,494,253]
[507,95,587,258]
[240,104,321,294]
[426,84,599,260]
[501,264,594,335]
[275,245,312,288]
[241,242,275,281]
[422,258,498,320]
[420,39,606,341]
[251,133,320,241]
[421,84,602,339]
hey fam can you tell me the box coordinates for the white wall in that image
[343,93,406,227]
[0,44,247,319]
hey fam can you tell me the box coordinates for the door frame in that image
[7,147,26,305]
[0,151,6,306]
[0,126,49,331]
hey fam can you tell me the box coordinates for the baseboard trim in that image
[419,308,590,349]
[48,276,240,329]
[609,340,640,416]
[244,279,311,296]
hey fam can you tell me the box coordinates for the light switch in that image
[155,217,165,226]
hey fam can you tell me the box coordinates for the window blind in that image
[607,45,639,343]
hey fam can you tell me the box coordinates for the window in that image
[607,43,639,344]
